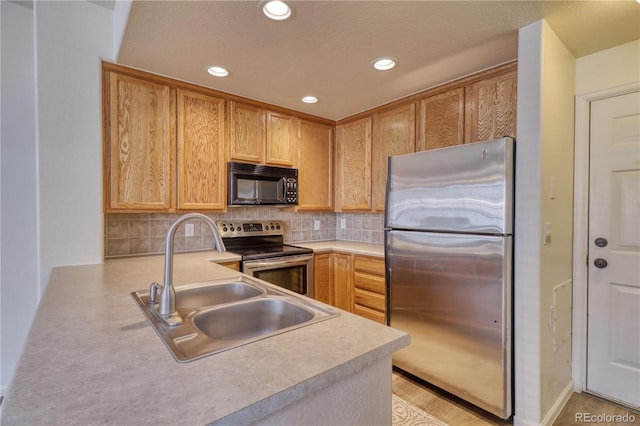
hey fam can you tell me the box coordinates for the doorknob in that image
[594,237,608,247]
[594,258,608,268]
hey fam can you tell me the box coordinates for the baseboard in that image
[541,380,574,426]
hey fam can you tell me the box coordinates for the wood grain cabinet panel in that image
[176,89,226,210]
[228,101,264,163]
[372,103,416,211]
[417,88,465,152]
[335,117,372,211]
[313,253,334,305]
[353,255,386,324]
[265,111,298,166]
[218,261,239,271]
[107,72,174,210]
[298,120,333,211]
[465,70,517,143]
[333,252,353,312]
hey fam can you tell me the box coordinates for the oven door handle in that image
[244,254,313,268]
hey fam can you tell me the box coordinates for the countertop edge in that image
[215,333,410,425]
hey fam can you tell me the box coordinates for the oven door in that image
[242,254,314,297]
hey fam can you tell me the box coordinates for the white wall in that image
[0,0,115,394]
[1,0,38,397]
[514,20,576,426]
[35,0,112,289]
[575,39,640,96]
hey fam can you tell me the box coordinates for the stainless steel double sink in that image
[132,276,339,362]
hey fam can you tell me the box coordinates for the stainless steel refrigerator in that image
[385,137,514,419]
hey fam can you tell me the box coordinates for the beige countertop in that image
[1,250,407,425]
[294,241,384,257]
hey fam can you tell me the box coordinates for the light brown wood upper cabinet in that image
[265,111,298,167]
[464,69,517,143]
[106,72,175,211]
[228,101,265,164]
[335,117,372,211]
[228,102,298,167]
[176,89,226,210]
[371,103,416,211]
[297,120,333,211]
[104,69,228,212]
[417,88,465,152]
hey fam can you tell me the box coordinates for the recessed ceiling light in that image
[372,57,397,71]
[206,66,229,77]
[262,1,291,20]
[302,96,318,104]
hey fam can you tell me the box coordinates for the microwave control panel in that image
[285,178,298,204]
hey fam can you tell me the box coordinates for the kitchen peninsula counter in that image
[1,251,408,425]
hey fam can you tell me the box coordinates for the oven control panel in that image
[216,220,285,238]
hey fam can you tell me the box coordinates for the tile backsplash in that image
[104,208,384,258]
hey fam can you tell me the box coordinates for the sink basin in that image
[176,281,263,310]
[193,298,315,341]
[131,276,339,362]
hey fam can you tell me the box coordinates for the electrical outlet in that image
[314,220,320,230]
[340,219,346,229]
[185,223,195,237]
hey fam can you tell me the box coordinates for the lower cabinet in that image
[313,252,386,324]
[218,261,240,271]
[313,253,334,305]
[333,252,353,312]
[352,255,386,324]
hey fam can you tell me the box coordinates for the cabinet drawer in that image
[354,271,385,295]
[353,304,385,324]
[354,288,385,312]
[353,256,385,276]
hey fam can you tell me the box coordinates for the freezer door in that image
[386,229,512,419]
[385,137,514,235]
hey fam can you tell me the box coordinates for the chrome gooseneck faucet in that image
[154,213,226,326]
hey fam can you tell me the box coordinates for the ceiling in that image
[118,1,640,121]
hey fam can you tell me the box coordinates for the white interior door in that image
[587,91,640,408]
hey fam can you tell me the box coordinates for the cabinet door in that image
[333,252,353,312]
[313,253,334,305]
[298,120,333,211]
[372,103,416,211]
[265,111,297,166]
[107,73,174,210]
[417,88,465,152]
[464,70,517,143]
[335,117,372,211]
[228,101,264,163]
[176,89,226,210]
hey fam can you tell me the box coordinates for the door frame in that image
[572,81,640,393]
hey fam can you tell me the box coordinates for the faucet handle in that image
[148,282,160,304]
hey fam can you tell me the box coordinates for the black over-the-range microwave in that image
[227,162,298,206]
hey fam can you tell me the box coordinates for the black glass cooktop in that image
[226,244,312,260]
